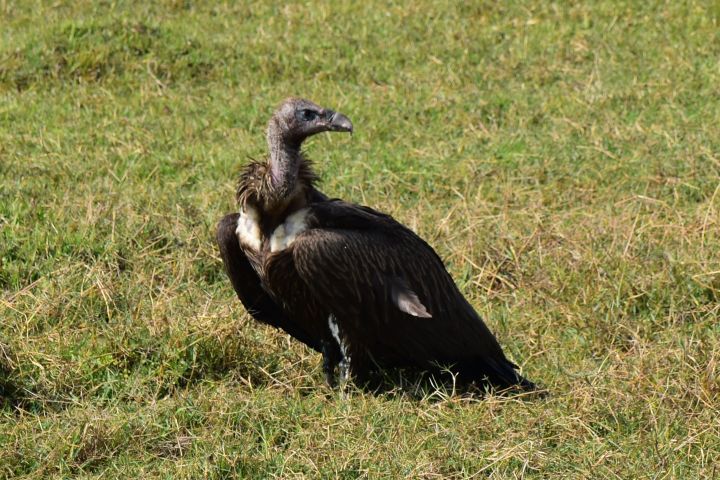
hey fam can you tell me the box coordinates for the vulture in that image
[216,98,536,391]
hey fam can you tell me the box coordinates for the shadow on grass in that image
[0,342,46,414]
[346,367,548,402]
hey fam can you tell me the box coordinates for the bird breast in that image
[235,205,310,254]
[269,208,310,252]
[235,206,263,251]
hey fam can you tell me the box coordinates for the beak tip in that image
[329,112,353,133]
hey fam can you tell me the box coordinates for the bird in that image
[216,97,536,391]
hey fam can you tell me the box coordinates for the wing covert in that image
[290,202,453,323]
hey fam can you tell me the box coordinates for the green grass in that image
[1,0,719,477]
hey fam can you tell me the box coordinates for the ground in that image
[1,1,719,478]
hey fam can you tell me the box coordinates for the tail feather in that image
[467,357,538,392]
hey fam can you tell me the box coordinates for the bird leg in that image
[338,355,351,386]
[326,314,352,392]
[321,339,342,388]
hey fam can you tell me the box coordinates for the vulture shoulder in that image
[216,213,322,352]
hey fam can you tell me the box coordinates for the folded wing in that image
[290,200,530,389]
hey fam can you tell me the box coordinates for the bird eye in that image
[298,109,318,121]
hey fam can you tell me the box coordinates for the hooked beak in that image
[326,111,353,133]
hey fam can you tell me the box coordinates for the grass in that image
[1,0,719,477]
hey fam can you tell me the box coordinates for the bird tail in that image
[469,357,539,393]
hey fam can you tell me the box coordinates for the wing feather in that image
[288,201,530,387]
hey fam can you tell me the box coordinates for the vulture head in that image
[267,98,353,150]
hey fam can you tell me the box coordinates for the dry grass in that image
[1,1,719,478]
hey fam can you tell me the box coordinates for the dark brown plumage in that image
[216,98,536,391]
